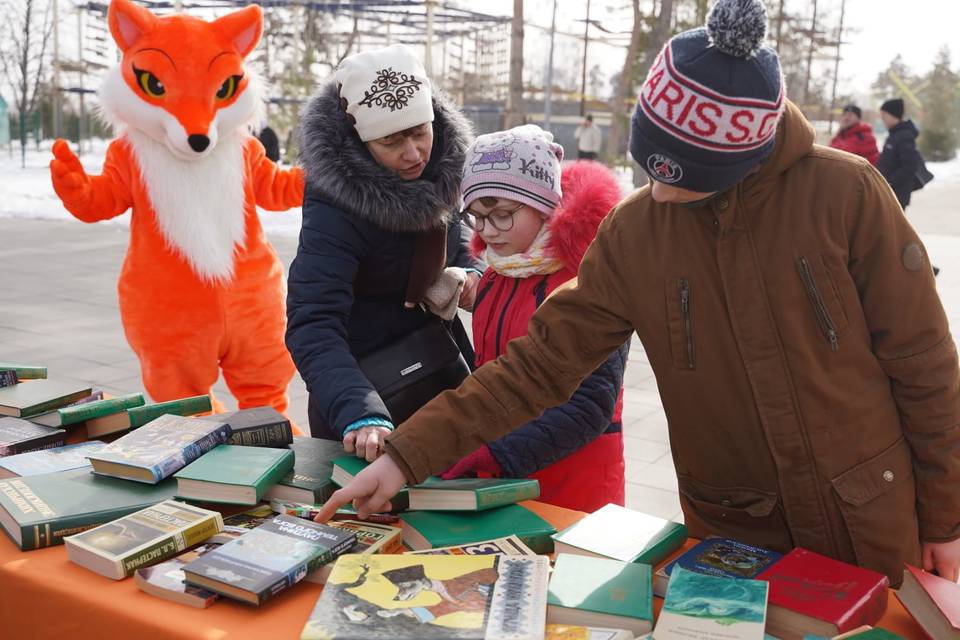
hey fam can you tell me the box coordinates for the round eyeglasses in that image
[460,202,525,232]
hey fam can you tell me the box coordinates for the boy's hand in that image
[343,426,392,462]
[50,139,91,206]
[314,454,407,522]
[922,539,960,583]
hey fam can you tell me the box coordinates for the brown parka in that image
[383,101,960,585]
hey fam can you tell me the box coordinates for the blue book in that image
[656,567,769,640]
[87,414,232,484]
[0,441,106,478]
[653,538,782,597]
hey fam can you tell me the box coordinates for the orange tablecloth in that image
[0,500,925,639]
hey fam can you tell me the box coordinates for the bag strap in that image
[404,226,448,304]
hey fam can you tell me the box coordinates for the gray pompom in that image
[706,0,768,58]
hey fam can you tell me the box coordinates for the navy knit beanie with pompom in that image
[630,0,785,193]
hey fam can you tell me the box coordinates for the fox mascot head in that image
[101,0,264,161]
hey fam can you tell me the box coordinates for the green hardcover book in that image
[332,455,410,512]
[657,567,769,640]
[408,477,541,511]
[401,504,557,554]
[29,393,146,428]
[174,444,294,505]
[552,503,687,566]
[264,437,343,505]
[547,554,654,636]
[0,467,178,550]
[65,500,224,580]
[128,395,213,428]
[0,379,93,418]
[0,363,47,380]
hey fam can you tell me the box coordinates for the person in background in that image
[828,104,878,165]
[257,125,281,163]
[317,0,960,586]
[442,125,628,512]
[574,114,602,161]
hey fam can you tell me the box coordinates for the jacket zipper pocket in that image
[678,278,695,369]
[796,256,839,352]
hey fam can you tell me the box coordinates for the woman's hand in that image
[459,271,481,311]
[315,453,408,521]
[343,426,392,462]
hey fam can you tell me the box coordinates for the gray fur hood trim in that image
[298,78,473,233]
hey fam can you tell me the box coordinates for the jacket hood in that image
[742,100,815,199]
[471,160,623,269]
[889,119,919,139]
[299,78,473,233]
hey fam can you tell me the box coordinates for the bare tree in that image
[504,0,525,128]
[605,0,642,163]
[0,0,54,168]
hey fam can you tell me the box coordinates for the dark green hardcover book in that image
[183,514,356,605]
[332,455,409,512]
[264,437,343,504]
[0,467,178,550]
[174,445,295,505]
[29,393,146,428]
[211,406,293,448]
[0,364,47,380]
[552,503,687,565]
[547,554,654,635]
[408,477,541,511]
[127,395,213,428]
[0,417,66,456]
[0,379,93,418]
[401,504,557,554]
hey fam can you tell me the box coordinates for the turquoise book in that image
[547,553,654,635]
[87,414,232,484]
[552,503,687,566]
[401,504,557,554]
[174,445,295,505]
[408,477,540,511]
[0,441,106,478]
[655,567,769,640]
[0,467,178,550]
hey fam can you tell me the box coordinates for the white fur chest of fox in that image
[49,0,304,421]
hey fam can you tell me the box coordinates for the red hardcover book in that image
[896,564,960,639]
[758,548,889,640]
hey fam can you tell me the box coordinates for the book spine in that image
[0,370,18,388]
[12,433,66,455]
[475,482,541,510]
[21,506,149,550]
[227,422,293,447]
[255,454,296,502]
[58,394,145,425]
[0,365,46,380]
[128,395,213,428]
[633,523,689,566]
[120,517,222,576]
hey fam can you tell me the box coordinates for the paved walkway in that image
[1,177,957,522]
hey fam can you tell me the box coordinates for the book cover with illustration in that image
[87,414,231,484]
[655,567,768,640]
[306,520,405,585]
[0,441,106,478]
[407,536,537,557]
[210,504,275,544]
[182,514,356,605]
[301,554,550,640]
[135,542,223,608]
[65,499,223,579]
[654,538,782,597]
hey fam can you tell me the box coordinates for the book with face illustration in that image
[300,553,550,640]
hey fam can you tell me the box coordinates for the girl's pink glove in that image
[440,445,502,479]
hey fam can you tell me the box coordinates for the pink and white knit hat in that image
[460,125,564,216]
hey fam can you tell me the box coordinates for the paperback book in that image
[135,542,223,608]
[306,520,404,585]
[406,535,537,557]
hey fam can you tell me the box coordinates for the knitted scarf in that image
[484,224,564,278]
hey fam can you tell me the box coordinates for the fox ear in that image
[108,0,158,51]
[213,5,263,59]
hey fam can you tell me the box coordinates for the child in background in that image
[440,125,628,513]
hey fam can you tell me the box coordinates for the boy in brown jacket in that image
[317,0,960,585]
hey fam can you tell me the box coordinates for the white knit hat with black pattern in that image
[335,44,435,142]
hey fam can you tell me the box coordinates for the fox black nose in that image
[188,134,210,152]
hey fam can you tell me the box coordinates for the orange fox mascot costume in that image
[49,0,303,421]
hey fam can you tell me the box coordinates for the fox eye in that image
[216,74,243,101]
[133,67,165,98]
